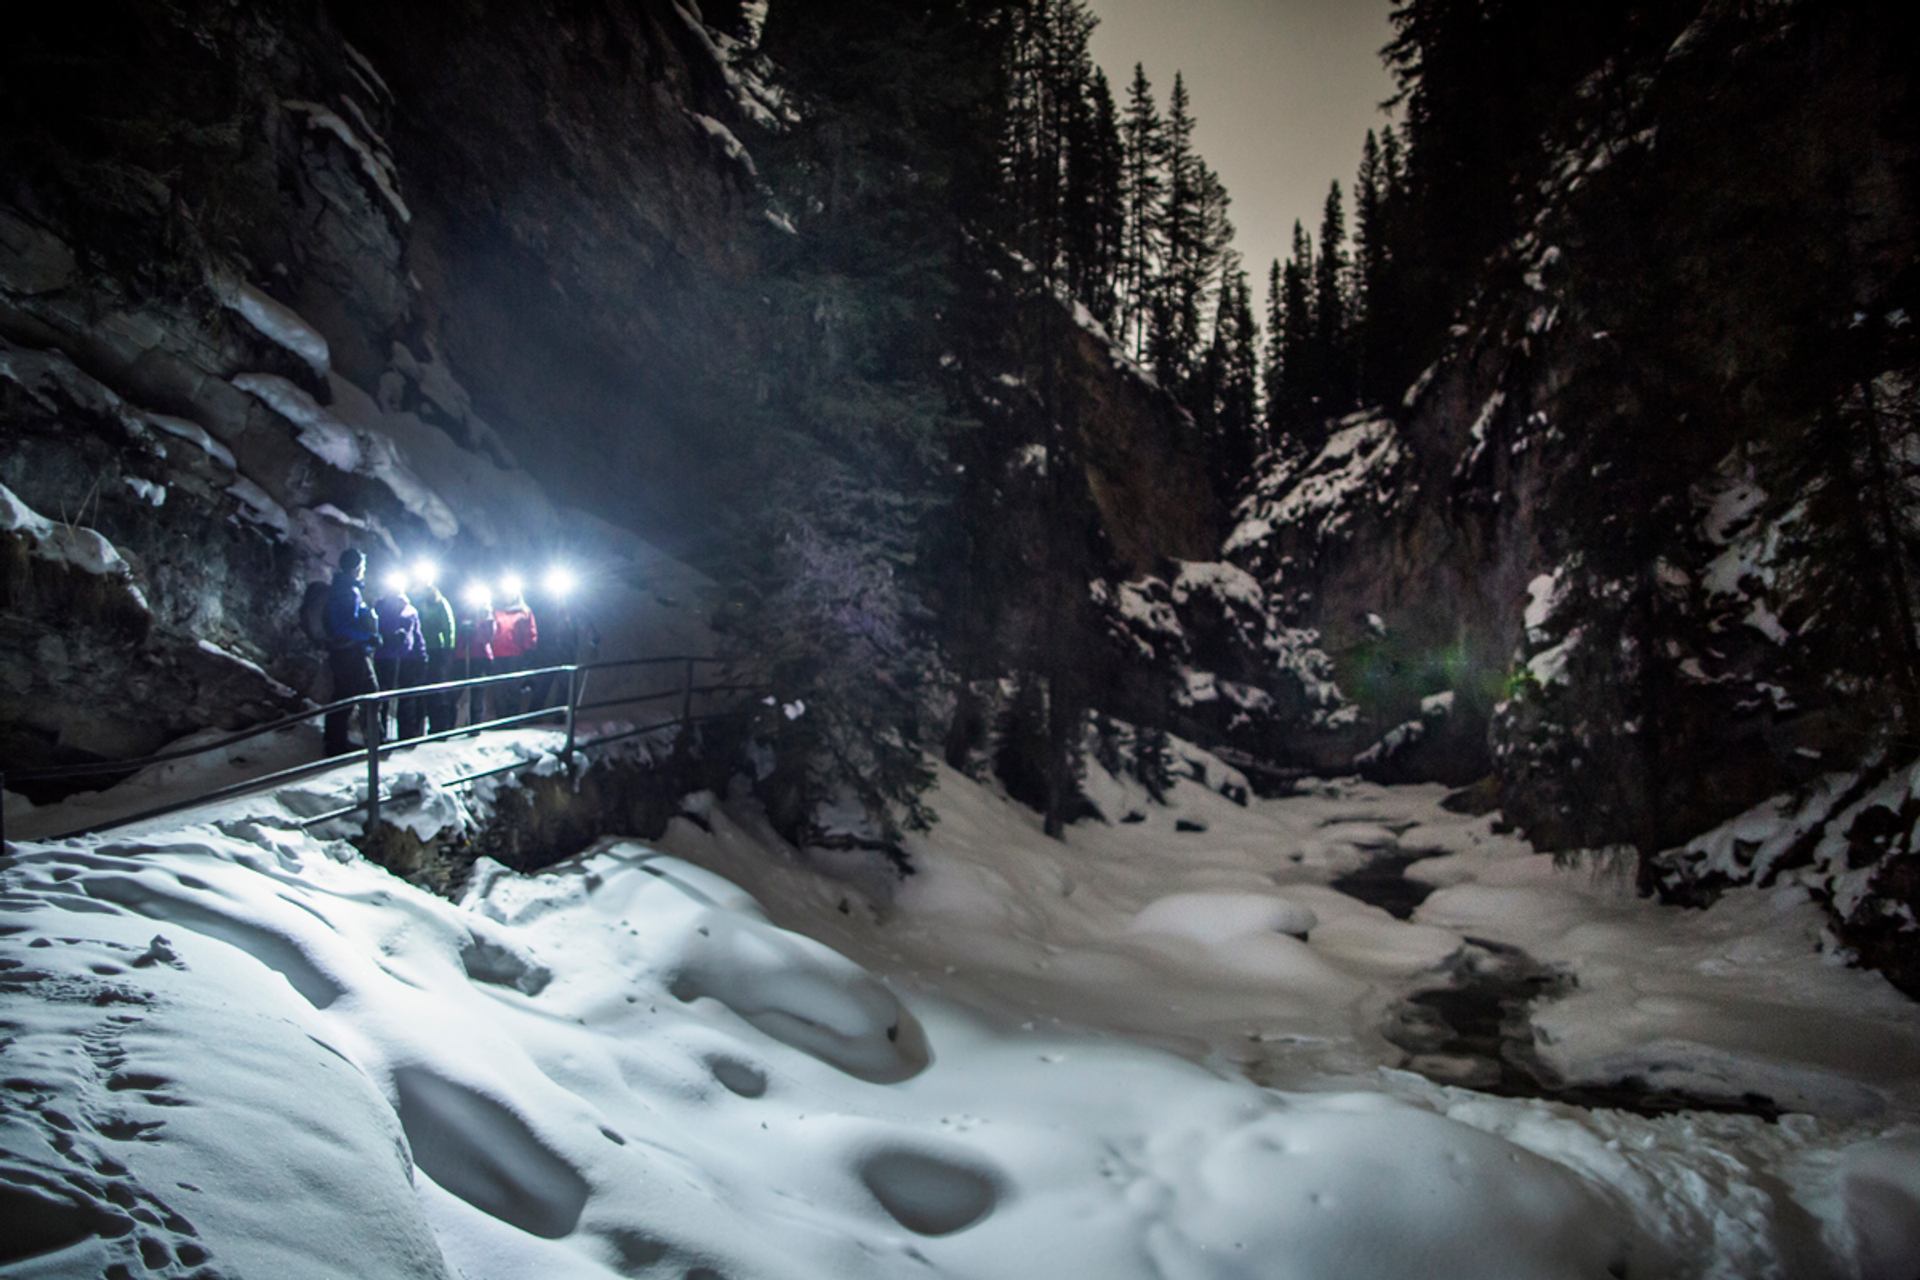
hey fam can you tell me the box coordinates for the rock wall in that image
[1214,0,1920,969]
[326,0,778,551]
[0,0,745,774]
[2,0,1229,782]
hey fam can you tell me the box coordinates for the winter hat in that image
[339,547,365,574]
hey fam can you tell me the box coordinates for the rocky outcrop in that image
[1225,1,1915,810]
[0,0,741,773]
[326,0,781,549]
[1214,0,1920,972]
[1048,310,1221,574]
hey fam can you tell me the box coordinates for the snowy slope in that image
[5,733,1919,1278]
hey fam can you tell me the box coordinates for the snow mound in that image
[664,887,930,1083]
[1130,891,1319,941]
[4,744,1915,1278]
[1157,1096,1646,1279]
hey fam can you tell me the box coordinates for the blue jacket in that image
[326,570,379,653]
[375,594,424,664]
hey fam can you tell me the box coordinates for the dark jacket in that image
[536,605,600,663]
[326,569,379,654]
[375,593,424,664]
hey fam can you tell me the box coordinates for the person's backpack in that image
[300,581,332,647]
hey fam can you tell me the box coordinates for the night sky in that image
[1086,0,1399,289]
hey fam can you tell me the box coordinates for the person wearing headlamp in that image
[321,547,380,756]
[374,567,425,739]
[411,560,458,734]
[490,573,538,717]
[531,564,598,708]
[453,577,496,725]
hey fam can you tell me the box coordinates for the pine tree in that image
[1132,723,1174,802]
[1193,160,1235,343]
[1365,123,1418,399]
[1381,0,1645,386]
[1773,314,1920,740]
[1117,63,1165,360]
[1203,254,1263,497]
[1311,180,1354,414]
[1147,71,1203,392]
[981,0,1113,838]
[1274,220,1319,451]
[1380,122,1406,191]
[1351,129,1386,402]
[994,673,1053,813]
[1262,258,1285,442]
[725,0,1001,842]
[1071,66,1125,323]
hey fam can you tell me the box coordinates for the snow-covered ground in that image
[3,735,1918,1279]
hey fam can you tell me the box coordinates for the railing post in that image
[361,699,382,842]
[681,658,695,725]
[563,666,583,767]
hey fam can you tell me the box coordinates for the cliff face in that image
[0,0,1229,780]
[326,0,777,550]
[0,0,748,772]
[1219,0,1920,980]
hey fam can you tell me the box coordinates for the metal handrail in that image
[0,663,580,785]
[0,654,759,846]
[293,707,740,829]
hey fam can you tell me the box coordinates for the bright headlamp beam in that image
[499,572,524,600]
[543,565,578,598]
[382,570,410,595]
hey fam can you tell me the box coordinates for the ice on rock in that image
[281,99,412,225]
[194,639,297,698]
[148,412,237,469]
[123,476,166,506]
[234,372,460,538]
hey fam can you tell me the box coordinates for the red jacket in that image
[453,611,494,661]
[491,604,537,659]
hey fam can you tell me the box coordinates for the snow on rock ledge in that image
[234,372,459,539]
[1652,756,1920,996]
[0,479,151,612]
[214,275,331,378]
[1226,412,1413,569]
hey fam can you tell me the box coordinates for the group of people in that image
[319,548,598,757]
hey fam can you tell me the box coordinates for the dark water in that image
[1328,850,1443,921]
[1332,852,1780,1121]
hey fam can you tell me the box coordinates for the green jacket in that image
[417,586,457,652]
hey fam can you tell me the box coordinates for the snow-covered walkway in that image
[2,734,1917,1278]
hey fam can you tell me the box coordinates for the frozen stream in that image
[5,733,1919,1278]
[1329,844,1782,1118]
